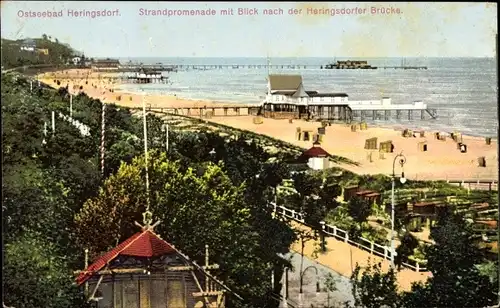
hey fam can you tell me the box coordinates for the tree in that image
[74,151,295,306]
[2,159,78,253]
[350,262,400,308]
[401,207,496,307]
[347,196,371,224]
[3,232,88,308]
[394,232,419,270]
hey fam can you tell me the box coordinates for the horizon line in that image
[109,56,495,59]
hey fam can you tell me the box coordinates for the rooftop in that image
[22,38,36,46]
[76,229,176,285]
[300,145,330,158]
[269,74,302,91]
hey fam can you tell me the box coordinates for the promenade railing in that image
[270,202,428,273]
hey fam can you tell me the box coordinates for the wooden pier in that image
[381,66,428,70]
[140,104,261,117]
[98,64,430,71]
[137,102,436,123]
[351,108,437,121]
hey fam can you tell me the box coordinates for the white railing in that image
[270,202,428,272]
[58,112,91,136]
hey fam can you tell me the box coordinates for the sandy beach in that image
[38,69,250,111]
[38,69,498,182]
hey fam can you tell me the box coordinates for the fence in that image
[57,112,91,136]
[270,202,428,272]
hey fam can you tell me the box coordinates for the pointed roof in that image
[299,145,330,160]
[76,226,245,301]
[269,74,302,91]
[22,38,36,46]
[76,229,176,285]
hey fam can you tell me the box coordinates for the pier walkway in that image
[347,99,437,120]
[114,64,429,71]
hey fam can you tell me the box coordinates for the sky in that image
[1,1,498,58]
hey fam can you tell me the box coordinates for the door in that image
[167,280,186,308]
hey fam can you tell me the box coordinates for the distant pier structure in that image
[90,58,428,71]
[121,68,169,84]
[321,59,427,70]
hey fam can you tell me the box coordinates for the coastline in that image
[37,69,498,181]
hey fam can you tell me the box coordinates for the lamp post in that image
[390,152,407,268]
[320,221,326,252]
[162,123,169,152]
[298,265,320,308]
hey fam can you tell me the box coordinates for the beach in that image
[38,69,248,111]
[38,69,498,182]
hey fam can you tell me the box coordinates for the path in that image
[280,251,354,307]
[288,221,431,292]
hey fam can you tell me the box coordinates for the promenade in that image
[288,221,431,292]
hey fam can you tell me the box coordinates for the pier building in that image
[124,68,169,84]
[261,74,437,122]
[91,58,121,71]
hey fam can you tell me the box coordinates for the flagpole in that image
[495,32,499,307]
[142,91,151,212]
[100,102,106,176]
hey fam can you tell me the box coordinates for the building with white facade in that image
[20,38,36,52]
[260,74,431,122]
[261,74,352,121]
[297,144,331,170]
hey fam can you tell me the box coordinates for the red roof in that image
[476,220,498,228]
[301,146,330,158]
[76,229,176,285]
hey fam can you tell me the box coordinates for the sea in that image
[116,57,498,138]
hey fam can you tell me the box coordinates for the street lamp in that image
[390,152,407,268]
[298,265,320,308]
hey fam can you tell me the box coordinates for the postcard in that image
[2,2,498,308]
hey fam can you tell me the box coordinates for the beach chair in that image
[365,137,378,150]
[252,116,263,124]
[379,141,394,153]
[418,141,428,152]
[296,127,301,140]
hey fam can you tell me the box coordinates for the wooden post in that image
[101,104,106,176]
[84,248,89,296]
[205,245,210,293]
[51,111,55,134]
